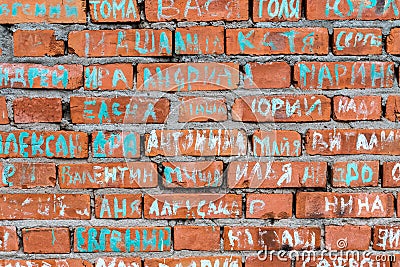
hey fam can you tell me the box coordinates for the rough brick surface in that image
[2,0,400,263]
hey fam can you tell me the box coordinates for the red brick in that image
[95,257,141,267]
[0,162,56,188]
[306,0,400,20]
[296,192,394,218]
[388,28,400,55]
[145,0,248,21]
[0,131,88,158]
[173,226,220,251]
[306,129,400,155]
[297,255,390,267]
[253,0,301,22]
[58,162,158,189]
[145,129,247,156]
[294,62,394,89]
[246,193,293,219]
[144,194,242,219]
[70,96,170,124]
[227,161,327,188]
[246,256,291,267]
[178,97,227,122]
[95,194,142,219]
[224,226,320,251]
[14,30,64,57]
[0,260,91,266]
[333,28,382,55]
[333,95,381,121]
[90,0,139,22]
[0,63,83,89]
[162,161,223,188]
[252,130,301,157]
[0,226,18,251]
[84,64,134,90]
[0,0,86,23]
[137,63,239,91]
[145,257,242,267]
[325,225,371,250]
[23,228,70,254]
[74,227,171,252]
[332,161,379,187]
[0,97,8,124]
[232,95,331,122]
[382,162,400,187]
[226,28,328,55]
[92,131,140,158]
[13,97,62,123]
[373,226,400,250]
[243,62,291,89]
[68,29,172,57]
[175,26,224,55]
[385,95,400,122]
[0,194,90,220]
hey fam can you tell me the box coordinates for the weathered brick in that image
[306,129,400,155]
[306,0,400,20]
[162,161,223,188]
[173,226,220,251]
[0,162,56,188]
[333,28,382,55]
[178,97,227,122]
[0,63,83,89]
[14,30,64,57]
[68,29,172,57]
[175,26,224,55]
[74,227,171,252]
[373,225,400,250]
[95,257,141,267]
[227,161,327,188]
[382,162,400,187]
[0,0,86,23]
[23,228,70,254]
[296,192,394,218]
[0,131,88,158]
[243,62,291,89]
[145,129,247,156]
[95,194,142,219]
[70,97,169,124]
[145,0,248,21]
[253,0,301,22]
[89,0,140,22]
[58,162,158,189]
[0,226,18,251]
[92,131,140,158]
[13,97,62,123]
[294,62,394,89]
[246,193,293,219]
[333,96,381,121]
[297,255,390,267]
[385,95,400,122]
[144,194,242,219]
[232,95,331,122]
[252,130,302,157]
[0,260,91,266]
[0,97,8,124]
[145,257,242,267]
[332,161,379,187]
[137,63,239,91]
[226,28,328,55]
[84,64,134,90]
[325,225,371,250]
[0,194,91,220]
[224,226,320,250]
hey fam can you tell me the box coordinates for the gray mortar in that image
[0,0,400,264]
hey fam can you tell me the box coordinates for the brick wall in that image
[0,0,400,266]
